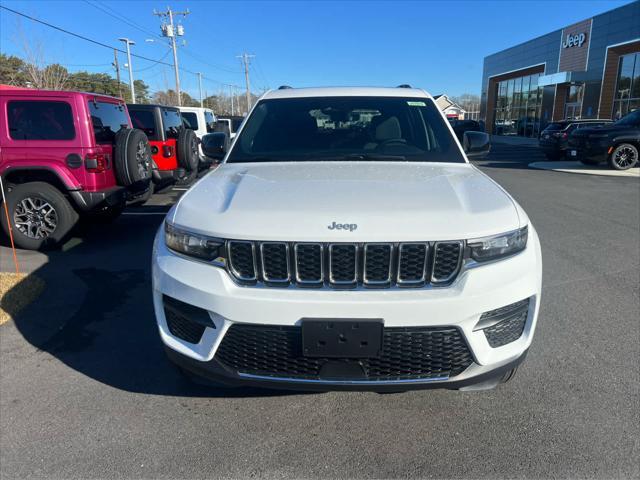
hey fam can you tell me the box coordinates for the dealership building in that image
[480,1,640,138]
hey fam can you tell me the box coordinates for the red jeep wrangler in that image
[127,104,199,187]
[0,87,152,250]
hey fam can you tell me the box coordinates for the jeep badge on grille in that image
[327,222,358,232]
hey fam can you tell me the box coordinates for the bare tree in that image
[16,21,68,89]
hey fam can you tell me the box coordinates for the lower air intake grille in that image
[215,324,473,381]
[481,298,530,348]
[164,305,206,344]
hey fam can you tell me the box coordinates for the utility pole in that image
[197,72,203,108]
[228,84,235,115]
[154,6,189,106]
[236,53,255,113]
[112,48,122,99]
[118,38,135,103]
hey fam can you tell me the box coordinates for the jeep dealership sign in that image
[558,18,592,72]
[562,32,586,48]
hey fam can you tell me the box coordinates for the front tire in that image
[609,143,639,170]
[0,182,78,250]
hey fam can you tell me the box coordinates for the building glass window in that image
[613,52,640,119]
[493,72,543,138]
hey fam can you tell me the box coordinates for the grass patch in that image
[0,273,45,325]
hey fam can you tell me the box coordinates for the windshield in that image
[615,110,640,127]
[226,96,465,163]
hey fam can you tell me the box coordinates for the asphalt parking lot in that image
[1,143,639,479]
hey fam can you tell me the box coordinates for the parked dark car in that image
[539,119,613,160]
[449,119,482,142]
[567,110,640,170]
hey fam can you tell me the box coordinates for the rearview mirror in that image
[201,132,228,160]
[463,131,491,159]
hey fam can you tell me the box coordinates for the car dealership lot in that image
[1,144,638,479]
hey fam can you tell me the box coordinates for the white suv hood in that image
[171,162,521,242]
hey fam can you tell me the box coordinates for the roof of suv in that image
[262,86,432,100]
[127,103,180,112]
[0,86,122,102]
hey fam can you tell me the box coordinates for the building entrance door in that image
[564,84,584,119]
[565,103,581,119]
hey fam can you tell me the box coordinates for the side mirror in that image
[463,131,491,159]
[201,132,228,160]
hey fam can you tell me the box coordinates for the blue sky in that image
[0,0,632,99]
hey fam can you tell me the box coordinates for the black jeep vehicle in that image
[539,119,612,160]
[567,110,640,170]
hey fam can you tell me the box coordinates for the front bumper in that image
[567,141,609,163]
[152,225,543,390]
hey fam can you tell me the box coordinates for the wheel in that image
[114,128,153,187]
[499,366,518,384]
[177,128,199,172]
[609,143,639,170]
[0,182,78,250]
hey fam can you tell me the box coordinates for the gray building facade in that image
[480,1,640,137]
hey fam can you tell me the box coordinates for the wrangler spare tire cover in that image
[114,128,153,187]
[177,128,199,172]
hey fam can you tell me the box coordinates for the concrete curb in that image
[529,161,640,177]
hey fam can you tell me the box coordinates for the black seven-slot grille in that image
[227,240,464,288]
[215,324,473,381]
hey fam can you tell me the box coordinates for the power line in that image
[0,5,173,67]
[82,0,160,39]
[179,47,241,75]
[0,5,233,93]
[133,50,171,72]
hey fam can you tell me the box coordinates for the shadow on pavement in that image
[5,202,308,399]
[474,143,546,170]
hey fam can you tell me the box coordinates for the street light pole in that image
[119,38,136,103]
[198,72,203,108]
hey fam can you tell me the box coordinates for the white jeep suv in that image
[152,87,542,391]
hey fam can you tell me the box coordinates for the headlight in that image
[468,226,528,262]
[164,222,226,263]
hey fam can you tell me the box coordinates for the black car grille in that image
[227,240,464,289]
[215,324,474,381]
[432,242,463,283]
[163,295,215,344]
[165,304,207,344]
[481,299,530,348]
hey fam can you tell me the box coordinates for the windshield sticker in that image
[407,101,426,107]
